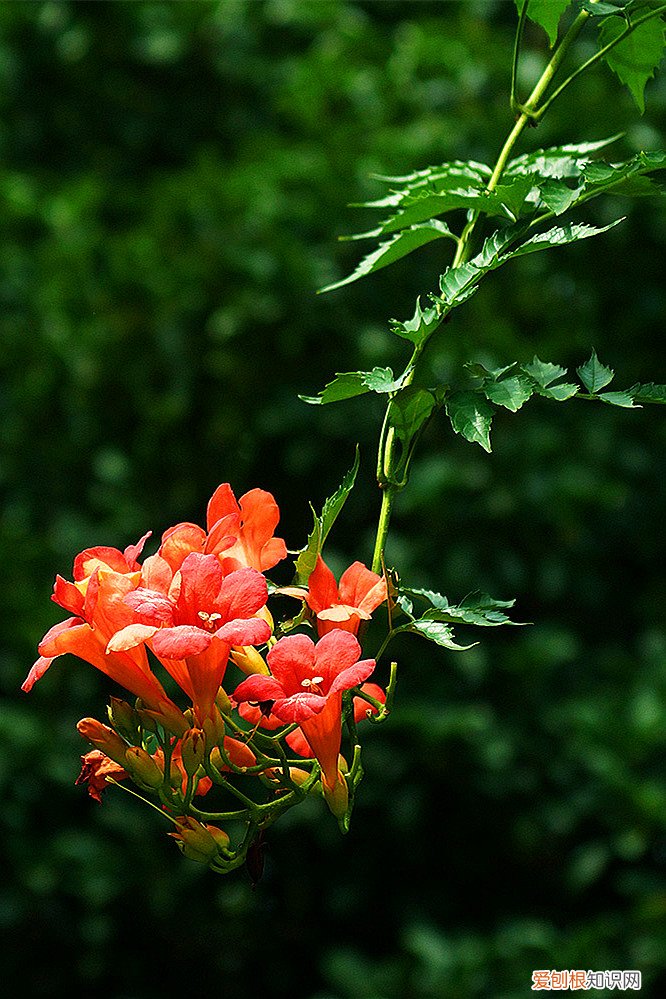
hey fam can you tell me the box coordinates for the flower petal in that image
[124,587,174,624]
[272,691,326,724]
[178,552,224,623]
[152,625,212,659]
[159,522,206,572]
[206,483,239,532]
[234,673,285,703]
[313,630,362,689]
[266,633,316,694]
[73,546,131,581]
[215,567,268,621]
[338,561,387,612]
[306,555,339,614]
[328,657,376,696]
[123,531,152,570]
[22,655,55,693]
[107,624,159,653]
[215,617,271,647]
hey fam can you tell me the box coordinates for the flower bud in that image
[322,771,349,819]
[230,646,269,677]
[264,766,312,788]
[123,747,164,790]
[169,816,227,864]
[77,718,128,766]
[215,688,232,715]
[202,705,226,747]
[107,697,140,742]
[180,728,206,777]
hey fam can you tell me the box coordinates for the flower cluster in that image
[25,484,390,875]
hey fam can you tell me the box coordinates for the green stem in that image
[453,10,590,268]
[371,485,396,574]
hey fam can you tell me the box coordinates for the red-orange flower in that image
[304,556,387,637]
[157,484,287,577]
[206,484,287,573]
[233,631,375,815]
[237,682,386,758]
[23,541,187,734]
[109,552,271,720]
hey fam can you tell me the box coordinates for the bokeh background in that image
[1,2,665,996]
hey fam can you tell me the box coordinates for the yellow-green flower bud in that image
[180,728,206,777]
[123,747,164,790]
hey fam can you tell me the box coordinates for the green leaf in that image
[536,381,579,401]
[368,159,492,188]
[445,392,494,452]
[522,356,568,388]
[293,448,360,584]
[579,0,630,14]
[532,150,666,218]
[521,356,579,400]
[319,221,454,293]
[597,389,640,407]
[507,219,625,258]
[599,11,666,112]
[577,350,615,392]
[406,618,477,651]
[405,588,522,627]
[506,136,622,179]
[538,179,584,214]
[630,382,666,403]
[436,219,621,318]
[483,374,534,412]
[385,387,442,484]
[300,367,404,405]
[390,298,442,348]
[515,0,573,45]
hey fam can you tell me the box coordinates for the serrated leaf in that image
[577,350,615,392]
[405,588,522,627]
[293,448,360,584]
[508,218,625,258]
[483,375,534,412]
[369,159,492,188]
[385,387,442,484]
[599,12,666,113]
[320,221,454,293]
[536,382,579,401]
[597,389,641,407]
[515,0,573,45]
[407,618,477,651]
[445,392,494,452]
[539,179,584,214]
[300,366,405,405]
[506,136,622,179]
[390,298,442,347]
[630,382,666,403]
[522,356,568,388]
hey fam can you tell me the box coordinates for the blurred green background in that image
[1,2,665,996]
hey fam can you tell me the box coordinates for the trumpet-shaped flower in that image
[236,682,386,758]
[233,631,375,815]
[206,484,287,573]
[109,552,271,720]
[23,541,187,734]
[301,556,387,637]
[156,483,286,577]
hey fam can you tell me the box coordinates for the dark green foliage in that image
[2,3,665,998]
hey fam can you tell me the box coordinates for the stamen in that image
[198,611,210,622]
